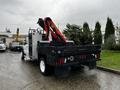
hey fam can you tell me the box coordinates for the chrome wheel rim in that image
[40,60,45,73]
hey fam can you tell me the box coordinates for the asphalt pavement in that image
[0,51,120,90]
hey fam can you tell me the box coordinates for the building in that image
[0,31,27,47]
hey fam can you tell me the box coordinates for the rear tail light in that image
[57,58,64,65]
[95,53,100,60]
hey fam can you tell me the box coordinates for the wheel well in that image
[38,54,47,61]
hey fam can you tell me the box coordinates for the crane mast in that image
[37,17,66,44]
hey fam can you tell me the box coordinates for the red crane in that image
[37,17,66,44]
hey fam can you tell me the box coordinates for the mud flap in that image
[55,66,71,77]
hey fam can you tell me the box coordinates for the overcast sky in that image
[0,0,120,34]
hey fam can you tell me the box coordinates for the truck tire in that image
[88,61,96,70]
[21,52,25,61]
[39,58,53,75]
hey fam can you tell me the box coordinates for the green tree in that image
[93,21,102,44]
[82,22,92,44]
[104,17,116,49]
[63,24,82,45]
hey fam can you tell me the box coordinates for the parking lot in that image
[0,51,120,90]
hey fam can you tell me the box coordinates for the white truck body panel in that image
[31,31,42,60]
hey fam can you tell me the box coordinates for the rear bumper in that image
[46,52,101,67]
[56,59,97,67]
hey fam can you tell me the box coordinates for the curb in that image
[97,66,120,75]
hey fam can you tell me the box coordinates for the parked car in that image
[0,41,7,51]
[9,42,23,52]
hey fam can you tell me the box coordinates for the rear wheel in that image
[39,58,54,75]
[88,61,96,70]
[21,52,25,61]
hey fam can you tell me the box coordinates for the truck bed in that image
[37,41,101,66]
[37,42,101,56]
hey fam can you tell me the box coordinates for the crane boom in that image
[37,17,66,44]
